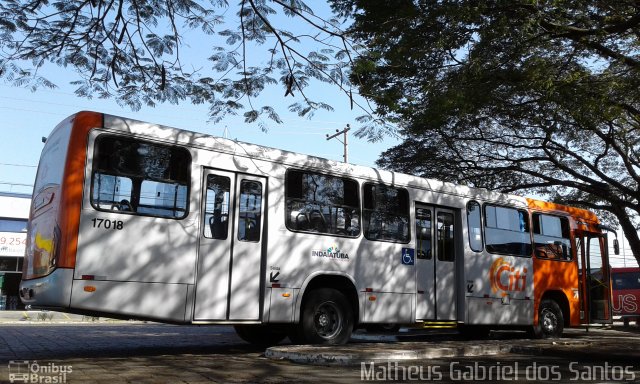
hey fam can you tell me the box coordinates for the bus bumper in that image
[19,268,74,309]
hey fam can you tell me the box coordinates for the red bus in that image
[611,267,640,326]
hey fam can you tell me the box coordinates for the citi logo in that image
[489,258,528,293]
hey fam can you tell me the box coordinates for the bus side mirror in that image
[613,239,620,255]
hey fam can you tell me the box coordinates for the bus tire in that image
[532,299,564,339]
[234,325,287,346]
[292,288,353,345]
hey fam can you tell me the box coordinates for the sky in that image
[0,73,399,194]
[0,1,400,195]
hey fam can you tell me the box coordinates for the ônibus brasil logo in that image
[489,257,527,293]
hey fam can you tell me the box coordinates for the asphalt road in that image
[0,321,639,383]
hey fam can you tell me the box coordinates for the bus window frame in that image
[612,269,640,291]
[466,200,484,253]
[415,207,433,259]
[237,179,263,243]
[362,182,411,244]
[532,212,574,262]
[89,134,192,220]
[283,168,361,239]
[482,203,532,258]
[202,174,231,240]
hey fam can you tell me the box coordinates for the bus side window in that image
[613,271,640,290]
[483,205,531,257]
[466,201,483,252]
[437,211,455,262]
[533,213,572,260]
[204,175,231,240]
[416,208,432,259]
[363,183,410,243]
[284,169,360,237]
[238,180,262,242]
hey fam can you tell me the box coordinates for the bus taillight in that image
[24,217,62,280]
[31,224,60,277]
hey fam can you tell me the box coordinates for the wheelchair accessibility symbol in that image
[401,248,415,265]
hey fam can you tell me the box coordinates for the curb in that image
[266,343,512,365]
[265,339,607,366]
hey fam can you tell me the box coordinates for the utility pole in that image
[326,124,350,163]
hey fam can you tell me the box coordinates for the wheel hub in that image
[542,310,557,333]
[314,302,341,339]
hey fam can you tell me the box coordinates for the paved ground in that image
[0,312,639,383]
[0,323,348,384]
[0,310,117,324]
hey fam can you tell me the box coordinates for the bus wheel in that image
[532,299,564,339]
[293,288,354,345]
[234,325,287,346]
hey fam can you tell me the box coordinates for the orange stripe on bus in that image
[57,111,103,269]
[526,198,599,225]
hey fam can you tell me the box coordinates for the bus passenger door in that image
[415,205,457,321]
[194,169,266,321]
[578,233,613,324]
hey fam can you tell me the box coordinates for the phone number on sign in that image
[0,236,26,246]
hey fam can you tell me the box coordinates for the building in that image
[0,192,30,310]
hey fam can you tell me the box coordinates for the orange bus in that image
[19,111,618,344]
[527,200,617,337]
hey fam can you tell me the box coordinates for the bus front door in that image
[578,233,613,324]
[194,168,267,321]
[415,205,457,321]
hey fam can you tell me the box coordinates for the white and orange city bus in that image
[20,111,618,345]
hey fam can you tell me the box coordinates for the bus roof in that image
[68,111,578,211]
[527,199,600,224]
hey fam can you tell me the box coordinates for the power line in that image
[0,105,65,116]
[0,89,354,127]
[0,163,37,168]
[0,182,33,187]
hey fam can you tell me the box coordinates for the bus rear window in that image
[34,119,73,193]
[91,135,191,219]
